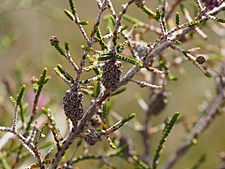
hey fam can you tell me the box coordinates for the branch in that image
[0,126,44,169]
[161,62,225,169]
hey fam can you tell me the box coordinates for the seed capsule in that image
[50,36,59,46]
[203,0,220,10]
[102,59,122,90]
[196,56,206,64]
[135,0,145,7]
[148,91,168,116]
[63,88,84,124]
[90,114,102,128]
[84,129,101,146]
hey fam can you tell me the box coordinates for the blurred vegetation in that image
[0,0,225,169]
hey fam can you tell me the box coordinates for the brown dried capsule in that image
[147,91,168,116]
[203,0,220,10]
[102,59,122,90]
[135,0,145,7]
[50,36,59,46]
[63,88,84,124]
[196,56,206,64]
[84,129,101,146]
[90,114,102,128]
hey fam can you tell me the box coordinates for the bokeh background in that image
[0,0,225,169]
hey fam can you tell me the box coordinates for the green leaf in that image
[174,40,182,45]
[132,155,149,169]
[216,18,225,23]
[80,75,101,84]
[54,64,74,84]
[93,81,101,98]
[180,3,185,14]
[68,0,76,15]
[102,99,114,126]
[0,152,10,169]
[54,43,66,56]
[64,42,69,51]
[42,108,62,150]
[167,74,178,81]
[64,9,74,21]
[32,83,39,93]
[104,14,116,27]
[191,154,206,169]
[79,21,89,25]
[16,85,26,105]
[39,141,54,149]
[123,14,144,26]
[95,26,108,50]
[204,71,212,78]
[9,96,16,106]
[139,5,156,19]
[117,54,143,67]
[185,20,200,27]
[156,8,161,21]
[76,140,82,147]
[175,12,180,26]
[103,113,135,134]
[112,87,127,96]
[152,112,179,169]
[107,137,117,149]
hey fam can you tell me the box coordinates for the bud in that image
[63,87,84,124]
[84,129,101,146]
[102,59,122,90]
[196,56,206,64]
[50,36,59,46]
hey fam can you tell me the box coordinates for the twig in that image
[130,79,162,89]
[75,0,107,83]
[0,126,44,169]
[106,0,117,19]
[161,63,225,169]
[112,0,135,51]
[166,0,185,21]
[49,2,225,169]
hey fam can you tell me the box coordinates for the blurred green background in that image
[0,0,225,169]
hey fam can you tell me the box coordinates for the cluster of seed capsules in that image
[62,57,123,145]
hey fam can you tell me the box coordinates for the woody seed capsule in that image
[196,56,206,64]
[135,0,145,7]
[148,91,168,116]
[84,129,101,146]
[102,59,122,90]
[63,88,84,124]
[203,0,220,10]
[50,36,59,46]
[90,114,102,128]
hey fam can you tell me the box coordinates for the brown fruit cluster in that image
[203,0,220,10]
[84,129,101,146]
[135,0,145,7]
[148,91,168,116]
[63,87,84,124]
[196,56,206,64]
[50,36,59,46]
[102,59,122,90]
[90,114,102,128]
